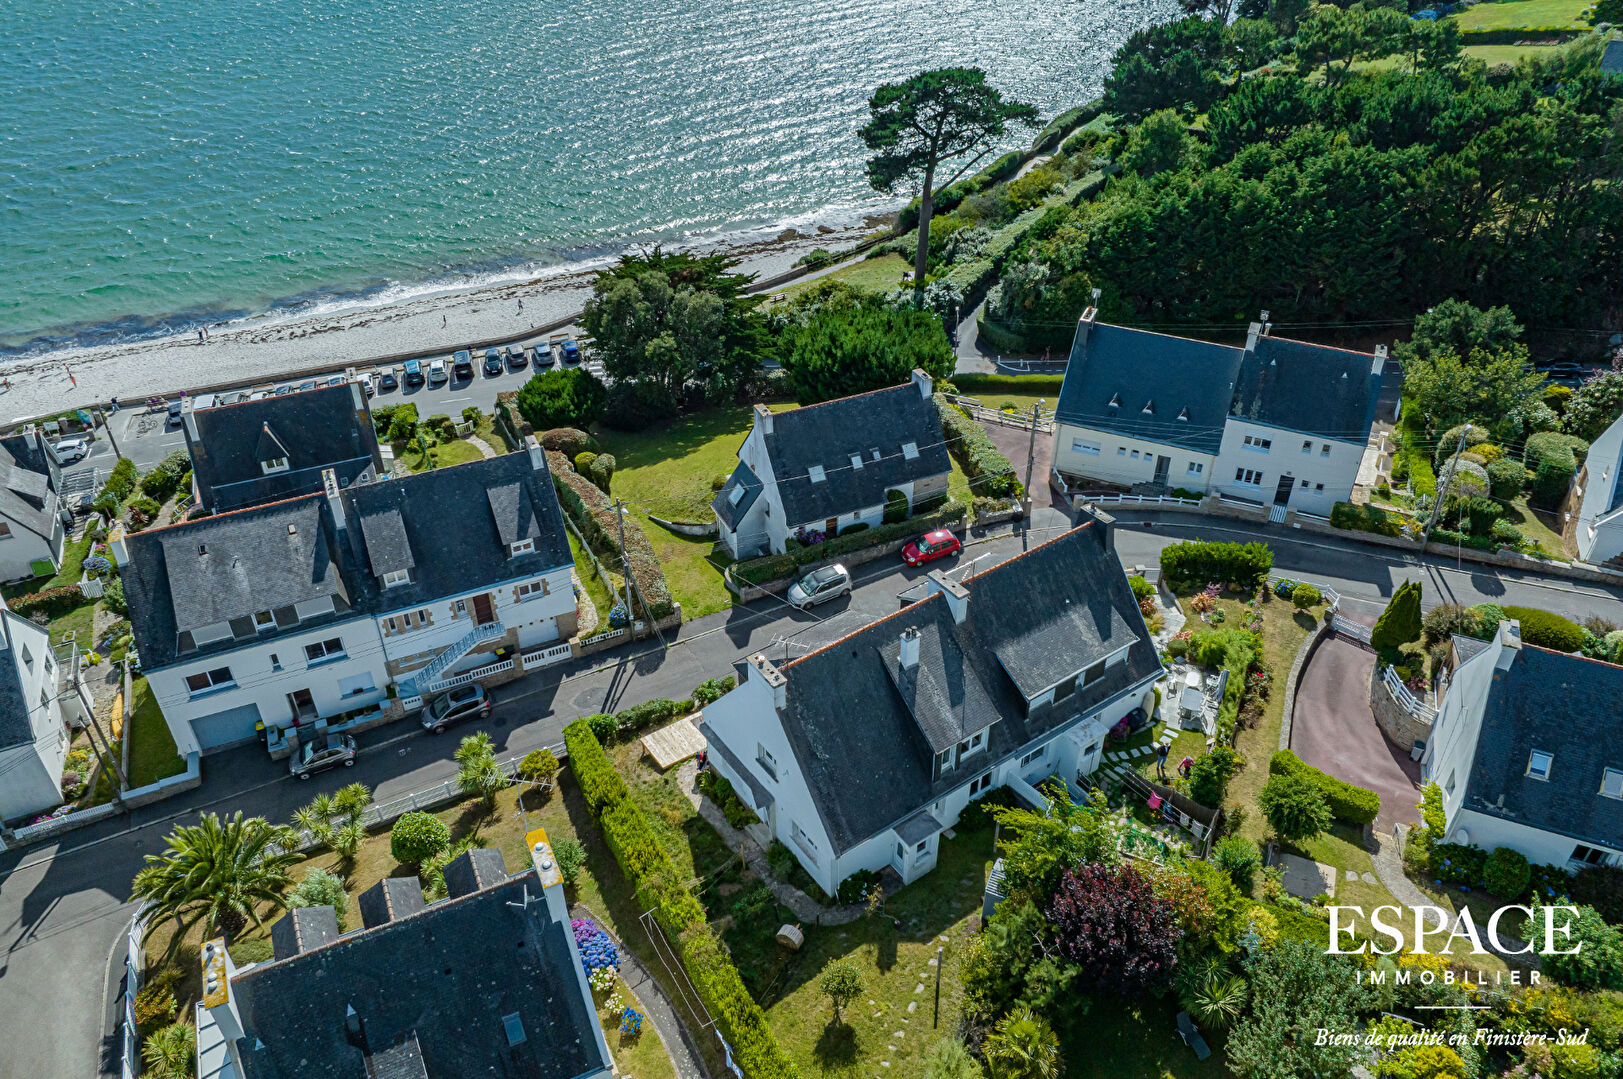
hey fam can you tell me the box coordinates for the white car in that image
[427,358,448,385]
[51,436,90,465]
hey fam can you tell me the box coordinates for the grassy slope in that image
[1454,0,1590,30]
[127,676,185,787]
[775,253,911,299]
[569,531,617,628]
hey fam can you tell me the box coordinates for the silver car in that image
[290,733,357,779]
[786,564,851,610]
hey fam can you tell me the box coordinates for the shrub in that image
[586,453,616,493]
[539,427,599,456]
[1570,866,1623,925]
[883,488,909,525]
[1187,746,1241,806]
[1536,904,1623,990]
[601,380,678,432]
[1483,847,1531,900]
[564,720,628,811]
[1489,519,1524,547]
[142,1021,196,1079]
[1486,457,1528,499]
[8,586,86,619]
[133,967,181,1032]
[1214,835,1262,892]
[1433,424,1490,467]
[553,836,586,886]
[585,711,617,742]
[1330,501,1414,538]
[1371,580,1421,651]
[1501,606,1583,652]
[691,675,735,707]
[515,367,606,431]
[548,450,674,619]
[1260,772,1332,842]
[101,457,138,503]
[289,867,351,930]
[138,450,191,502]
[1159,540,1273,588]
[1269,750,1381,826]
[425,413,456,439]
[839,521,869,536]
[934,395,1021,498]
[1129,574,1155,600]
[1525,431,1588,508]
[518,748,560,784]
[390,811,450,867]
[1291,583,1321,609]
[574,451,598,474]
[820,958,865,1022]
[102,577,128,617]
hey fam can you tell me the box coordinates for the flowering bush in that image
[619,1007,644,1036]
[590,965,617,992]
[1190,592,1215,614]
[573,918,621,980]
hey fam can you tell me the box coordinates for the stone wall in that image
[1367,661,1432,755]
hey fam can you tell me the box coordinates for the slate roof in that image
[0,432,60,542]
[1451,633,1492,666]
[1461,645,1623,851]
[711,461,763,531]
[122,496,367,670]
[771,524,1159,853]
[761,383,951,525]
[1055,323,1243,455]
[342,452,571,612]
[185,385,383,514]
[1231,337,1382,445]
[232,858,607,1079]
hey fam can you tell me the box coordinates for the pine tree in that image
[1371,579,1422,651]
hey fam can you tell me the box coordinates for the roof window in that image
[1527,750,1553,781]
[1177,408,1189,421]
[808,465,826,484]
[1602,768,1623,800]
[851,455,864,470]
[502,1013,526,1047]
[1107,393,1120,409]
[728,485,745,506]
[1141,401,1154,415]
[902,442,919,460]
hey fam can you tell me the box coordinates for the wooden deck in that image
[641,715,705,770]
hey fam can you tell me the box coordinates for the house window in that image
[902,442,919,460]
[382,569,411,588]
[934,747,952,777]
[756,744,778,781]
[1445,770,1456,795]
[1053,673,1078,703]
[1301,440,1313,454]
[20,645,33,669]
[1235,468,1263,486]
[1572,844,1611,866]
[254,610,275,631]
[1527,750,1553,781]
[1187,462,1203,476]
[261,456,289,474]
[1601,768,1623,800]
[0,522,11,538]
[1242,435,1271,452]
[728,486,745,506]
[1321,444,1332,457]
[807,465,826,484]
[1072,439,1100,456]
[791,821,818,863]
[916,839,929,853]
[1130,450,1140,460]
[897,842,905,860]
[1020,746,1046,767]
[1314,483,1325,495]
[509,538,535,557]
[1082,659,1106,688]
[184,667,235,695]
[270,653,282,671]
[1117,446,1127,456]
[970,772,993,796]
[304,638,345,663]
[516,580,547,601]
[1300,479,1309,489]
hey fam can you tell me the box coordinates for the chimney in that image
[1372,344,1388,378]
[925,569,970,624]
[527,827,569,923]
[201,937,245,1046]
[1075,289,1101,349]
[526,434,547,472]
[754,403,773,437]
[1071,501,1115,553]
[898,626,920,669]
[1245,321,1264,353]
[321,467,346,530]
[911,368,933,399]
[1495,619,1522,670]
[747,652,788,709]
[443,847,508,899]
[358,876,425,930]
[183,408,200,445]
[270,905,340,960]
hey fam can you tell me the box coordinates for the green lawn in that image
[570,531,618,628]
[1454,0,1590,30]
[1504,495,1568,560]
[949,374,1065,423]
[47,602,95,655]
[126,676,186,787]
[1462,42,1571,64]
[1060,999,1229,1079]
[775,253,911,300]
[407,437,486,472]
[3,534,95,600]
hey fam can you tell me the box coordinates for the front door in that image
[471,593,495,626]
[1273,474,1295,506]
[824,517,838,538]
[1153,455,1171,484]
[287,688,315,722]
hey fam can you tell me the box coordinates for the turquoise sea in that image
[0,0,1177,357]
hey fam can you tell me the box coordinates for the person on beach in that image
[198,329,205,344]
[442,314,447,328]
[517,299,523,314]
[67,368,76,387]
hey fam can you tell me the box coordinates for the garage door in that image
[192,703,263,752]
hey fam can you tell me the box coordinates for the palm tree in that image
[142,1021,196,1079]
[454,733,508,809]
[131,812,301,941]
[983,1007,1062,1079]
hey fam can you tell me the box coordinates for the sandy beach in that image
[0,221,881,426]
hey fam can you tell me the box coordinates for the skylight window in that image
[901,442,919,460]
[1602,768,1623,800]
[382,569,411,588]
[851,455,863,470]
[1528,750,1553,781]
[807,465,826,484]
[502,1013,527,1047]
[1107,393,1121,409]
[728,486,745,506]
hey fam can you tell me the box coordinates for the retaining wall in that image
[1367,663,1433,755]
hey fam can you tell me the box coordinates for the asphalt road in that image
[10,509,1623,1077]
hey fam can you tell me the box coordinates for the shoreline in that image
[0,216,889,426]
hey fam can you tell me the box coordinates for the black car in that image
[483,348,503,376]
[453,351,475,380]
[377,368,399,391]
[290,733,358,779]
[421,683,492,734]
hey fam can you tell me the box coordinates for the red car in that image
[903,529,962,567]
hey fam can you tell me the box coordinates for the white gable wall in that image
[0,611,68,820]
[1051,422,1216,491]
[1422,635,1499,830]
[1575,412,1623,563]
[1212,420,1363,507]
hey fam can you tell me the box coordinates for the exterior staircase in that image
[400,620,505,697]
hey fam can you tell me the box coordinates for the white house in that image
[712,370,952,558]
[0,593,78,821]
[1051,310,1385,514]
[123,442,578,755]
[1423,619,1623,872]
[699,522,1161,895]
[0,431,68,583]
[1572,409,1623,565]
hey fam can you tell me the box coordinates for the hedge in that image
[1269,750,1381,826]
[1458,27,1584,44]
[896,150,1029,233]
[547,450,674,619]
[1159,540,1273,588]
[563,720,793,1079]
[951,373,1065,398]
[1501,605,1584,652]
[1525,431,1588,508]
[732,499,967,585]
[935,394,1020,498]
[1330,501,1415,538]
[9,585,86,619]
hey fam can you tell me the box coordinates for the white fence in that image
[1383,665,1437,722]
[418,642,574,695]
[521,642,573,670]
[1086,493,1201,508]
[120,907,147,1079]
[942,393,1054,434]
[1331,614,1371,642]
[1269,574,1342,613]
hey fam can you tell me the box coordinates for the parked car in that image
[360,373,376,396]
[324,374,346,388]
[421,683,492,734]
[166,399,184,424]
[483,348,503,376]
[902,529,961,567]
[506,344,526,369]
[561,338,580,364]
[273,384,295,396]
[290,732,358,779]
[51,436,89,465]
[296,379,318,393]
[534,342,555,367]
[403,359,424,387]
[378,367,399,391]
[786,564,852,609]
[453,350,474,380]
[428,359,448,385]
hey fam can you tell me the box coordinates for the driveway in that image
[1290,634,1422,834]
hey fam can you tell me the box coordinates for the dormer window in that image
[1601,768,1623,800]
[1527,750,1553,781]
[851,455,863,470]
[1141,401,1154,415]
[261,456,290,474]
[509,538,535,557]
[808,465,826,484]
[253,610,275,631]
[1107,393,1120,409]
[382,568,411,588]
[902,442,919,460]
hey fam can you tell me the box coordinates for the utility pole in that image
[613,500,634,629]
[1023,398,1046,513]
[97,407,122,460]
[1422,422,1470,545]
